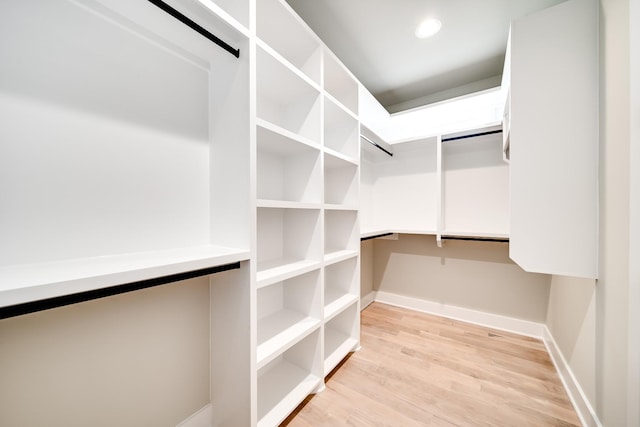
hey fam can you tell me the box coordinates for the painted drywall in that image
[371,235,551,322]
[0,277,210,427]
[597,0,631,424]
[360,239,374,299]
[628,1,640,425]
[546,275,597,404]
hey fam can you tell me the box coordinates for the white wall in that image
[360,239,374,299]
[628,1,640,425]
[0,277,210,427]
[546,275,597,404]
[597,0,631,424]
[371,235,551,323]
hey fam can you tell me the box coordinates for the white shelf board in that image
[256,258,321,288]
[324,291,358,322]
[257,310,321,369]
[324,204,358,211]
[256,118,321,152]
[256,39,321,94]
[257,360,321,427]
[324,249,358,266]
[257,199,321,210]
[324,327,358,375]
[323,147,358,167]
[0,245,250,308]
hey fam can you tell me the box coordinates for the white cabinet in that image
[508,0,598,278]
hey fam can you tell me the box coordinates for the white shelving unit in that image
[250,1,360,424]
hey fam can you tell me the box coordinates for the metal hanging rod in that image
[442,129,502,143]
[361,232,394,241]
[147,0,240,58]
[0,262,241,319]
[441,236,509,243]
[361,134,393,157]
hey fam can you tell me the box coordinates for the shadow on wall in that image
[371,234,551,322]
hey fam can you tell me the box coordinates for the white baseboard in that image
[360,291,376,310]
[372,290,545,338]
[176,404,212,427]
[543,327,602,427]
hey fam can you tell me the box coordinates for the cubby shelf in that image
[324,304,359,375]
[0,245,250,308]
[257,123,321,204]
[325,152,359,207]
[257,311,321,369]
[256,259,322,288]
[257,47,321,143]
[323,51,359,115]
[324,249,359,266]
[325,210,358,256]
[324,292,358,322]
[257,331,322,427]
[324,97,359,161]
[324,257,358,321]
[256,0,321,85]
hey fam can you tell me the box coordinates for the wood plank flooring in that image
[282,302,580,427]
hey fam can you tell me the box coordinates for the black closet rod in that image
[361,134,393,157]
[441,236,509,243]
[442,129,502,142]
[0,261,241,320]
[147,0,240,58]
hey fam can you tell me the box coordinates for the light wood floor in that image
[282,302,580,427]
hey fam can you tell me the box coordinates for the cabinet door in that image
[509,0,598,278]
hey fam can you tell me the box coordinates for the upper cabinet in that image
[508,0,598,278]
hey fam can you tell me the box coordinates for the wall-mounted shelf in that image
[0,245,249,309]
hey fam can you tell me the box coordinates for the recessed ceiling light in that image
[416,18,442,39]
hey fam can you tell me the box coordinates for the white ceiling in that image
[284,0,566,113]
